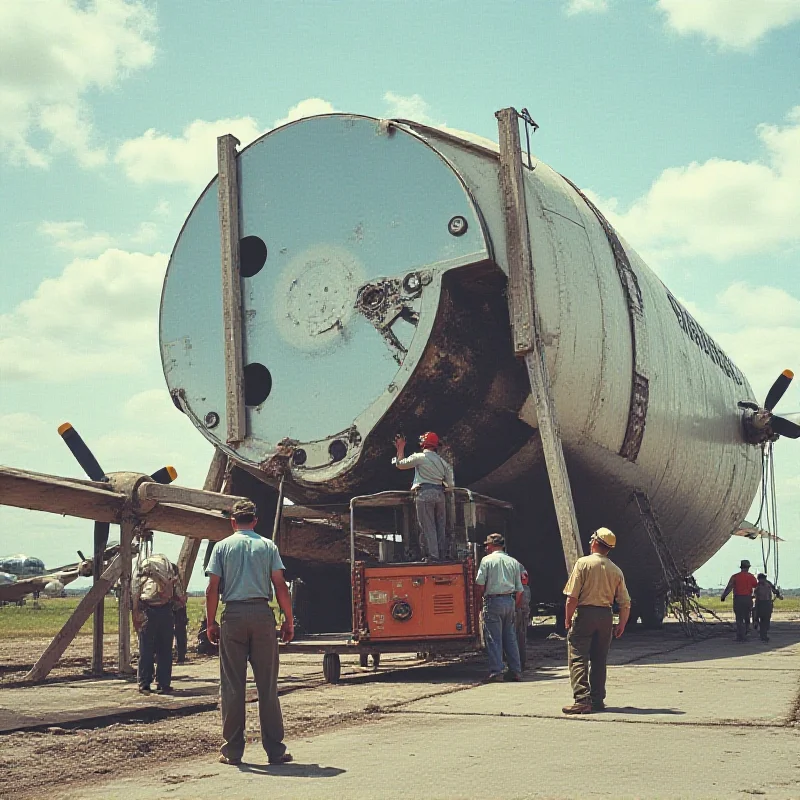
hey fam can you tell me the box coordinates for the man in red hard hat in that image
[393,431,455,561]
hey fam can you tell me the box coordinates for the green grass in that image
[694,596,800,614]
[0,596,209,640]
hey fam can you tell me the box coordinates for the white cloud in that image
[0,248,167,382]
[384,92,436,124]
[588,106,800,262]
[565,0,609,15]
[0,0,156,167]
[0,413,47,452]
[657,0,800,49]
[114,98,338,189]
[38,220,114,255]
[272,98,336,129]
[115,116,265,189]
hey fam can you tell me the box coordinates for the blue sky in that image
[1,0,799,591]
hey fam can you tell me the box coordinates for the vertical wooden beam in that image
[495,107,584,573]
[91,521,110,675]
[217,134,246,446]
[25,556,122,683]
[176,448,228,589]
[118,520,135,675]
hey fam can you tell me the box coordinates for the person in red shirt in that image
[720,560,758,642]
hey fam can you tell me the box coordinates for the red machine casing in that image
[352,560,478,642]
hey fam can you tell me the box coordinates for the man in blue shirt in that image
[206,499,295,766]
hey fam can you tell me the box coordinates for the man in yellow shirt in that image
[562,527,631,714]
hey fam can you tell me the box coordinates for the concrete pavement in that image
[56,620,800,800]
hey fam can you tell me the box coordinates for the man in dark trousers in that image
[562,528,630,714]
[721,559,758,642]
[133,553,184,694]
[206,499,295,766]
[474,533,523,682]
[753,573,782,642]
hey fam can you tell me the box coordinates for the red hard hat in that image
[419,431,439,448]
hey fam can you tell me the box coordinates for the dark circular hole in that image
[204,411,220,429]
[292,449,307,466]
[243,363,272,406]
[239,236,268,278]
[328,439,348,463]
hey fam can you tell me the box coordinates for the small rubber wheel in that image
[322,653,341,684]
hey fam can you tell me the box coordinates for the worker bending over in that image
[753,573,782,643]
[205,499,294,766]
[393,431,455,561]
[133,553,186,694]
[562,527,630,714]
[475,533,523,682]
[721,560,758,642]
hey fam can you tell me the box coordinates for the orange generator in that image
[352,557,479,644]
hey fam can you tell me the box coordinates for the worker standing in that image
[170,563,188,664]
[513,567,532,671]
[753,573,782,643]
[205,499,295,766]
[133,553,184,694]
[475,533,523,682]
[562,528,630,714]
[721,560,758,642]
[393,431,455,561]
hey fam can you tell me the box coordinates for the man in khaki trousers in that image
[206,499,295,765]
[562,527,630,714]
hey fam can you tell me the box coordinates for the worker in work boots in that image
[205,499,294,767]
[133,553,185,694]
[393,431,455,561]
[475,533,523,682]
[753,573,782,643]
[721,560,758,642]
[562,527,631,714]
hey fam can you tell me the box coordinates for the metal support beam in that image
[25,555,122,683]
[118,520,135,675]
[176,448,228,590]
[495,107,584,573]
[217,133,246,446]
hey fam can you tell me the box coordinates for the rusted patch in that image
[620,372,649,461]
[561,175,649,462]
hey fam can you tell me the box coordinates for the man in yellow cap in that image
[562,527,631,714]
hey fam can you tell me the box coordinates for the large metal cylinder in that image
[160,114,762,600]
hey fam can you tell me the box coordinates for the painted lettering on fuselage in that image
[665,291,743,386]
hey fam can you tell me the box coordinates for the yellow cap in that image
[591,527,617,548]
[166,465,178,481]
[57,422,73,435]
[782,369,794,379]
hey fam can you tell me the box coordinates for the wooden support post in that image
[118,520,135,675]
[496,107,584,574]
[91,520,110,675]
[218,133,246,446]
[176,448,228,590]
[25,555,122,683]
[271,473,286,544]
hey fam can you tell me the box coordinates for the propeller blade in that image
[771,415,800,439]
[150,466,178,485]
[764,369,794,412]
[58,423,107,482]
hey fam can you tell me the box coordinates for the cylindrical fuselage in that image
[160,115,762,602]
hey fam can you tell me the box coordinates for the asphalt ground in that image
[35,617,800,800]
